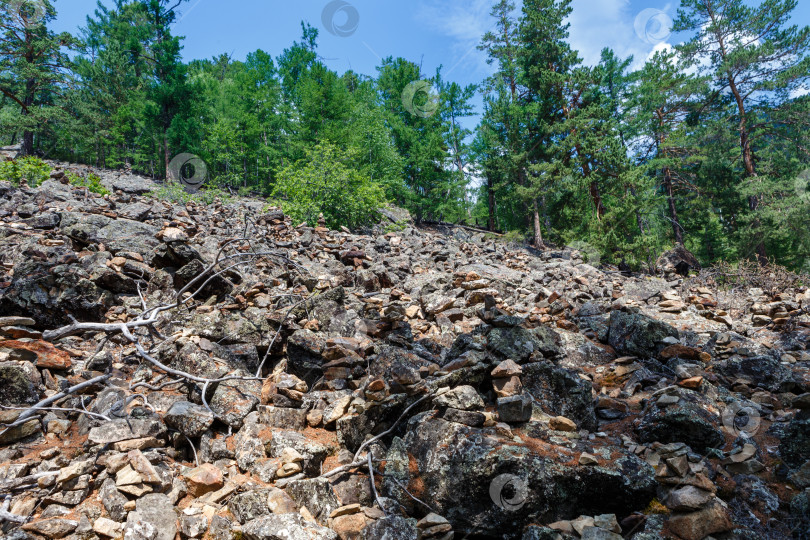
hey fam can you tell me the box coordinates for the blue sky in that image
[51,0,810,125]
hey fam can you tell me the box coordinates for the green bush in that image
[271,142,387,229]
[147,182,232,205]
[65,171,110,195]
[0,157,51,187]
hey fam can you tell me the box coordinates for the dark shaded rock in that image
[368,346,433,394]
[164,401,214,437]
[714,354,802,393]
[289,287,345,326]
[22,212,60,229]
[488,325,562,362]
[336,394,414,452]
[118,202,154,221]
[636,388,724,452]
[521,526,564,540]
[789,489,810,540]
[286,330,326,387]
[0,242,114,328]
[441,407,486,427]
[781,414,810,469]
[174,259,233,298]
[497,394,533,423]
[151,242,203,269]
[657,245,701,276]
[608,311,679,358]
[399,415,655,537]
[522,360,596,431]
[0,363,38,405]
[361,516,418,540]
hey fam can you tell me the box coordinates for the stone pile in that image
[0,164,808,539]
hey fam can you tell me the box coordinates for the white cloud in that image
[567,0,675,69]
[415,0,495,78]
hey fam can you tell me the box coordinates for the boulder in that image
[241,514,337,540]
[607,311,678,358]
[487,326,562,362]
[164,401,214,437]
[522,360,596,431]
[636,388,724,452]
[125,494,178,540]
[397,415,655,536]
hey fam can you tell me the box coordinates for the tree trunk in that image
[163,132,170,181]
[577,145,605,219]
[532,199,544,249]
[20,79,35,156]
[487,175,496,231]
[728,75,767,263]
[663,166,683,245]
[21,129,34,156]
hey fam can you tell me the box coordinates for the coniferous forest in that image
[2,0,810,271]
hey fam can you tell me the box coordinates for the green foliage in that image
[502,230,526,244]
[65,171,110,195]
[4,0,810,271]
[272,142,387,229]
[0,157,51,187]
[147,183,232,205]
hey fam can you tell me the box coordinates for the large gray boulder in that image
[125,494,177,540]
[397,414,655,537]
[607,311,679,357]
[241,514,337,540]
[522,360,596,431]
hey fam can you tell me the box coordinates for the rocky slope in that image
[0,163,809,540]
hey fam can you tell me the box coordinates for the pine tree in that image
[0,0,74,155]
[674,0,810,262]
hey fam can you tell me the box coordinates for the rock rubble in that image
[0,165,809,539]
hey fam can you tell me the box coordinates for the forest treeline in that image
[2,0,810,270]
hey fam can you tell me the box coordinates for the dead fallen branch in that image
[0,374,111,439]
